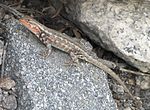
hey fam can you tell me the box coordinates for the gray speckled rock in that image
[3,19,117,110]
[61,0,150,73]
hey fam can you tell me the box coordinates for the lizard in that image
[0,3,137,100]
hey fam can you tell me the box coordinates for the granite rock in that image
[3,18,117,110]
[61,0,150,73]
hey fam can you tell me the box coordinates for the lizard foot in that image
[39,48,52,59]
[63,59,79,67]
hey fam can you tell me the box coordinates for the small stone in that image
[2,95,17,110]
[0,77,16,90]
[136,77,141,86]
[113,85,125,94]
[137,76,150,90]
[140,81,150,90]
[3,14,10,20]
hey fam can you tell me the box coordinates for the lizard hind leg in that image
[39,44,52,59]
[64,51,80,67]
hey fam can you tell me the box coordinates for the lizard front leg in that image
[39,44,52,58]
[70,51,80,64]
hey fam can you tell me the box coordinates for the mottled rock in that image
[3,18,117,110]
[60,0,150,73]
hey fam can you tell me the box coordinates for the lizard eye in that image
[40,32,47,38]
[79,55,86,60]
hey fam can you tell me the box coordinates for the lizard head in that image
[19,16,41,36]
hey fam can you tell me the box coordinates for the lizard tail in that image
[85,55,135,100]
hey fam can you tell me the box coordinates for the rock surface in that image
[3,18,117,110]
[61,0,150,73]
[0,77,17,110]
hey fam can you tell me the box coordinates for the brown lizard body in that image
[0,3,136,100]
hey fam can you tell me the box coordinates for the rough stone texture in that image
[2,95,17,110]
[60,0,150,73]
[0,88,17,110]
[3,18,117,110]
